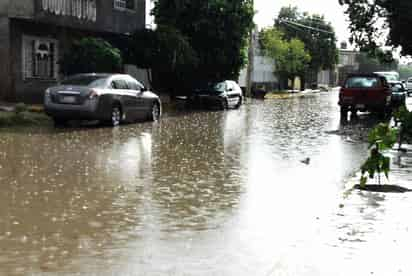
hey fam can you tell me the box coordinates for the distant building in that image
[239,30,279,93]
[0,0,146,103]
[337,49,360,85]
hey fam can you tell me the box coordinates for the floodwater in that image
[1,90,411,275]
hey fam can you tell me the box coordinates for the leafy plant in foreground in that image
[360,123,398,186]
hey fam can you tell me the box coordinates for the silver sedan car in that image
[44,74,161,126]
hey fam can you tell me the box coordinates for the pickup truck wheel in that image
[340,107,348,117]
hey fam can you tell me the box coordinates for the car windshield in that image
[61,76,107,87]
[195,82,226,93]
[345,77,381,88]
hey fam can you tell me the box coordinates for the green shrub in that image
[14,103,28,114]
[60,38,122,75]
[0,111,50,127]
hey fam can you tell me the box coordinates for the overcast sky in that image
[254,0,351,44]
[145,0,351,45]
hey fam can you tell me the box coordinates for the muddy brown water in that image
[1,91,412,275]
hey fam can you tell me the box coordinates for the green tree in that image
[60,38,122,75]
[126,25,198,94]
[339,0,412,56]
[356,51,398,73]
[260,27,311,89]
[275,6,338,87]
[152,0,254,84]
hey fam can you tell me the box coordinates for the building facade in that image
[0,0,145,103]
[337,49,360,85]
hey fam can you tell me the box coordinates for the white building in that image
[238,30,278,92]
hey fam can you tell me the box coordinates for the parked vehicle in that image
[389,81,407,109]
[406,77,412,96]
[44,74,161,126]
[374,71,400,82]
[188,80,243,110]
[338,74,392,116]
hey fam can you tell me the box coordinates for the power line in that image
[279,19,335,35]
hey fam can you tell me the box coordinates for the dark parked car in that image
[389,81,407,109]
[188,80,243,109]
[338,74,392,116]
[406,77,412,96]
[44,74,161,126]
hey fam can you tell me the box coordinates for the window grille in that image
[22,36,59,80]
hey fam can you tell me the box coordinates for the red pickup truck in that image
[338,74,392,116]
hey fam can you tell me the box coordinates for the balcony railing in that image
[41,0,97,22]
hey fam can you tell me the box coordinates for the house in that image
[0,0,145,103]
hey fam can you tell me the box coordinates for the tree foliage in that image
[356,51,398,73]
[60,38,122,76]
[275,6,338,74]
[152,0,254,84]
[339,0,412,56]
[126,25,198,92]
[260,28,311,84]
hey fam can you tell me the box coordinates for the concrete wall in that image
[8,0,35,18]
[0,16,11,100]
[0,0,9,16]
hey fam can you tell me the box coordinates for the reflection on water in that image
[1,91,411,275]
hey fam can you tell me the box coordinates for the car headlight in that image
[44,89,51,100]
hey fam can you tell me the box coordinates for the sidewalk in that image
[265,87,332,100]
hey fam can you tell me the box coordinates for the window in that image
[344,77,381,89]
[126,79,144,91]
[61,75,108,87]
[111,79,128,89]
[22,36,58,80]
[114,0,135,10]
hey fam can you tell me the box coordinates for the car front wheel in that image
[110,105,122,127]
[149,102,161,122]
[220,98,229,110]
[340,106,348,117]
[234,96,242,109]
[53,118,68,127]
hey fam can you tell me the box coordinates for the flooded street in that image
[1,90,412,275]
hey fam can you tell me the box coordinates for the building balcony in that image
[7,0,145,34]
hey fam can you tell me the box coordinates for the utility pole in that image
[246,15,255,97]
